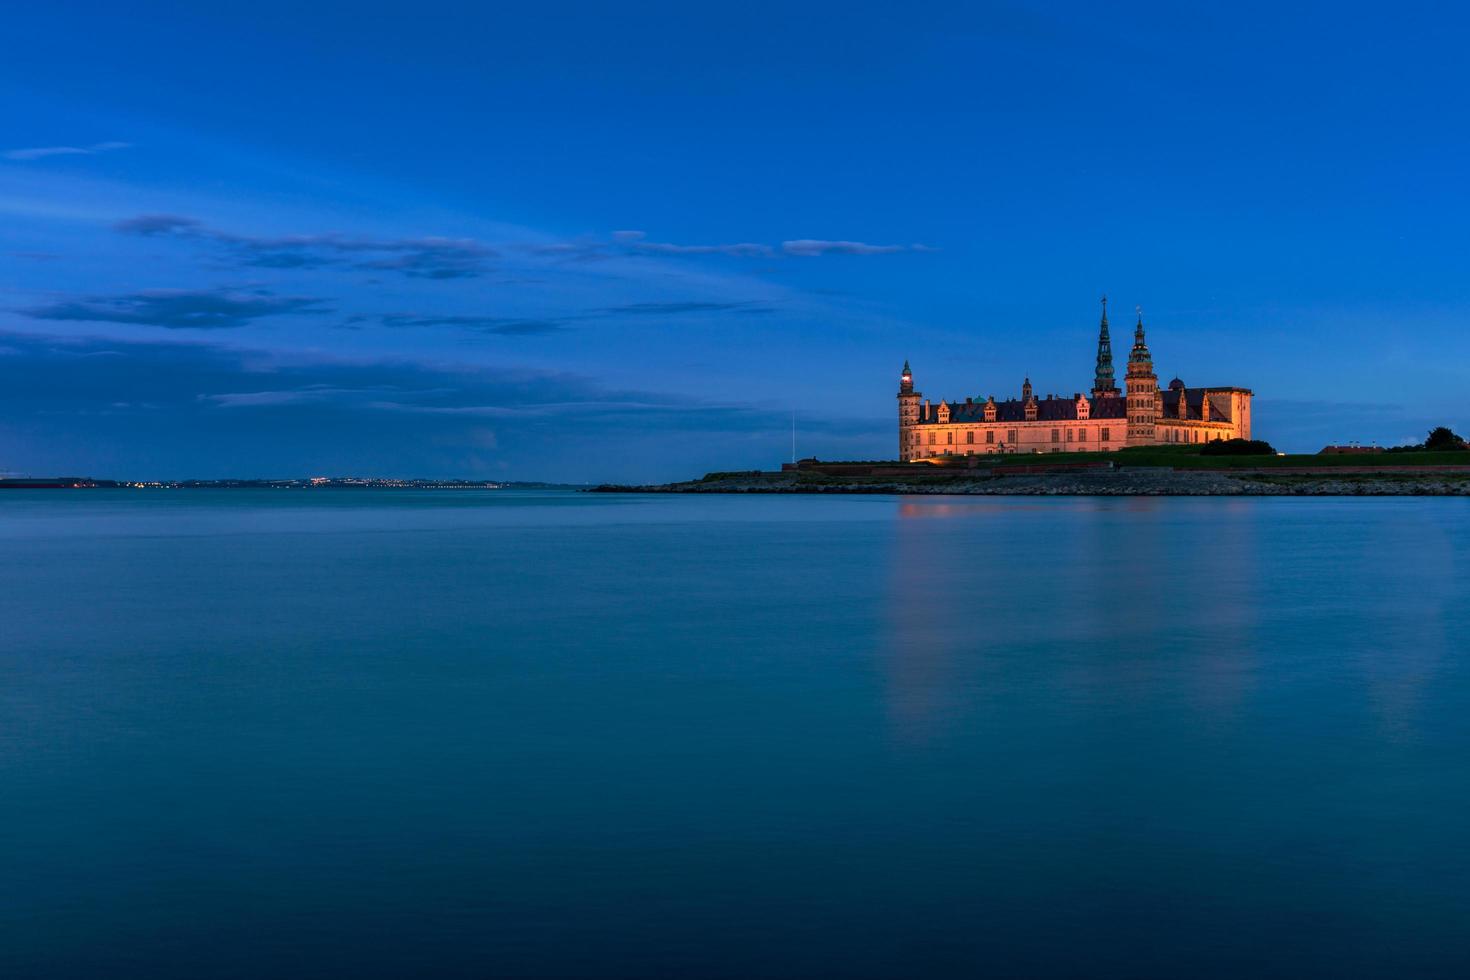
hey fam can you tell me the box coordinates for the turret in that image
[897,361,921,460]
[1125,309,1159,445]
[1023,378,1038,421]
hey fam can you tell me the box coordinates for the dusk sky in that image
[3,1,1468,482]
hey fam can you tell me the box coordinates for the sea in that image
[3,489,1469,978]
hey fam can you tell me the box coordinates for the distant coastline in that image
[0,478,578,491]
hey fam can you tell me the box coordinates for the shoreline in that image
[593,470,1470,496]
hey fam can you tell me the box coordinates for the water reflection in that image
[880,497,1271,742]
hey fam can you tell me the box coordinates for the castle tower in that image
[898,360,921,460]
[1125,310,1159,446]
[1092,295,1119,399]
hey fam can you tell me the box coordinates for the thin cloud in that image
[379,301,775,335]
[3,141,131,162]
[782,240,925,256]
[594,301,776,316]
[614,231,773,257]
[381,314,567,335]
[115,214,200,235]
[21,287,328,330]
[530,230,932,260]
[524,241,612,261]
[115,214,496,280]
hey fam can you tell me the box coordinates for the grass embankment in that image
[941,446,1470,471]
[694,448,1470,485]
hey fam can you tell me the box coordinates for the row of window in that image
[916,427,1112,447]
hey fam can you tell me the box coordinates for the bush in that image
[1200,438,1276,456]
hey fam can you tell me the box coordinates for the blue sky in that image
[3,1,1468,481]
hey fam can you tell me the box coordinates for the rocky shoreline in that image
[594,470,1470,496]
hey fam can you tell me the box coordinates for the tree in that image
[1424,427,1468,451]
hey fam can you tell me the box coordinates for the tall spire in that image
[1092,294,1118,398]
[1128,307,1153,370]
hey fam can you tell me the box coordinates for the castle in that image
[899,300,1252,460]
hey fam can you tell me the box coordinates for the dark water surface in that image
[3,490,1469,978]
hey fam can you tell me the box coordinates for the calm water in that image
[3,490,1469,978]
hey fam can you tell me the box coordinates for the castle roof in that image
[1163,387,1235,422]
[924,394,1126,424]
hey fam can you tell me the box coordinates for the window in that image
[1067,428,1074,442]
[1101,429,1111,442]
[1051,428,1060,443]
[966,431,974,444]
[947,431,954,444]
[1079,429,1087,442]
[1008,429,1018,444]
[986,431,994,444]
[928,432,935,445]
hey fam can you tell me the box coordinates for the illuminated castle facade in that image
[898,300,1253,460]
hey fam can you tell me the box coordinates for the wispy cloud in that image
[110,214,929,278]
[527,231,934,262]
[381,314,567,335]
[21,287,328,329]
[593,301,776,316]
[612,230,773,257]
[3,141,131,162]
[115,213,496,280]
[781,239,932,256]
[378,300,775,335]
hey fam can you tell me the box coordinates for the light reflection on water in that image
[1,491,1468,978]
